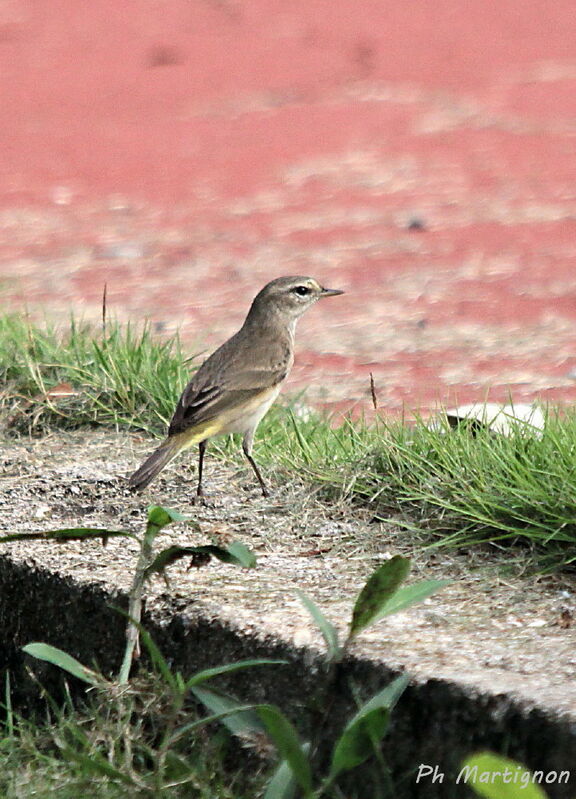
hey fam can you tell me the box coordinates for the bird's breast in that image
[218,385,282,436]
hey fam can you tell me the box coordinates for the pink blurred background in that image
[1,0,576,414]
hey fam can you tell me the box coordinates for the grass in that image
[0,314,192,435]
[1,313,576,569]
[261,409,576,569]
[0,676,259,799]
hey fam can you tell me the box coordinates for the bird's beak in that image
[320,287,344,297]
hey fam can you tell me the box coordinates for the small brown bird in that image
[128,276,343,497]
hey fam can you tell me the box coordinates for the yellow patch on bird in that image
[172,421,224,452]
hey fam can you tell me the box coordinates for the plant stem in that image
[118,522,158,684]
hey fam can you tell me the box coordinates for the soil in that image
[2,429,575,719]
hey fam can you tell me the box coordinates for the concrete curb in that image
[1,552,574,799]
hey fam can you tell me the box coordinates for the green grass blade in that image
[257,705,313,798]
[263,751,310,799]
[22,643,104,687]
[191,686,266,737]
[185,659,287,689]
[4,671,13,738]
[59,744,136,785]
[372,579,450,621]
[295,589,340,660]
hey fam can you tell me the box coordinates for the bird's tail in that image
[128,438,183,491]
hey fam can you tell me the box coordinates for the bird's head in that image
[249,276,344,323]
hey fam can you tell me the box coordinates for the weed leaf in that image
[146,505,188,532]
[329,675,408,778]
[191,543,256,567]
[137,624,178,689]
[371,579,450,621]
[350,556,411,636]
[371,673,410,709]
[0,529,132,544]
[296,589,340,659]
[225,540,257,568]
[172,703,264,743]
[191,686,266,737]
[330,707,389,777]
[145,542,255,578]
[461,752,548,799]
[264,747,311,799]
[257,705,313,797]
[144,546,209,578]
[23,643,103,687]
[186,659,287,689]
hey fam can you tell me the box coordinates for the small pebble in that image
[33,503,52,520]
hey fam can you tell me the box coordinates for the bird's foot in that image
[191,492,222,508]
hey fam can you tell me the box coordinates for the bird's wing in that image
[168,364,289,435]
[168,327,293,436]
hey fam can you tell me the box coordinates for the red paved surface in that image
[1,0,576,415]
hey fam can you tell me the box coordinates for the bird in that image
[128,276,344,498]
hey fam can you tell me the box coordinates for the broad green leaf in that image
[263,746,311,799]
[257,705,313,798]
[186,659,286,689]
[296,589,340,660]
[144,542,256,578]
[171,703,263,743]
[461,753,550,799]
[225,541,257,568]
[191,686,266,737]
[330,707,389,777]
[350,556,411,636]
[263,759,299,799]
[23,643,103,687]
[371,579,450,622]
[146,505,188,532]
[364,673,410,712]
[144,546,210,578]
[330,675,409,778]
[0,529,132,544]
[191,543,256,567]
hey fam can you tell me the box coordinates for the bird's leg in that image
[196,440,207,497]
[242,434,269,498]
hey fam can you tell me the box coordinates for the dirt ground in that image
[1,428,575,719]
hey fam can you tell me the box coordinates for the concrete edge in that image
[1,553,574,799]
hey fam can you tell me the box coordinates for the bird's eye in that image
[292,285,311,296]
